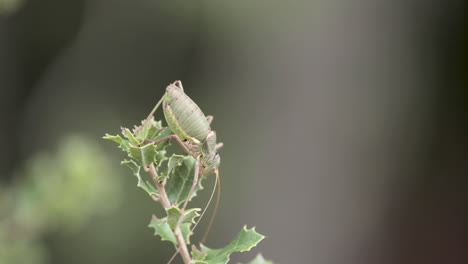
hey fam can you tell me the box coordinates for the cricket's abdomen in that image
[163,83,210,142]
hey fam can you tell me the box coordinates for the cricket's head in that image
[201,131,221,173]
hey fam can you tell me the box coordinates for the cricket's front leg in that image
[181,157,200,211]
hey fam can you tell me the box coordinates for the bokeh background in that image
[1,0,467,263]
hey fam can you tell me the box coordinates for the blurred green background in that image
[0,0,467,263]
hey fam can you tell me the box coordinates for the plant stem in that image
[148,164,192,264]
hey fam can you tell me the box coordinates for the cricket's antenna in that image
[190,169,219,234]
[201,169,221,244]
[133,95,164,136]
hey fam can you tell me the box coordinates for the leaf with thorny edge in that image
[148,215,177,244]
[166,207,200,229]
[103,134,131,152]
[128,143,157,168]
[164,155,205,206]
[148,216,194,246]
[121,159,157,197]
[192,226,265,264]
[103,118,172,157]
[192,245,207,261]
[103,118,174,197]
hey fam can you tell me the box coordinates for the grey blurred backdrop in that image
[1,0,467,263]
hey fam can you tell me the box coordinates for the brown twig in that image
[148,163,191,264]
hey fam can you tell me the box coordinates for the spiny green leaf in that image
[200,226,265,264]
[153,127,172,151]
[164,156,204,206]
[104,119,172,168]
[133,118,171,148]
[129,143,157,167]
[121,160,157,197]
[121,128,139,145]
[103,134,131,152]
[166,207,200,229]
[180,223,193,244]
[180,208,200,225]
[148,215,177,244]
[155,150,168,171]
[192,245,208,261]
[159,154,184,180]
[244,254,275,264]
[147,216,193,246]
[102,134,122,144]
[133,118,154,141]
[166,207,182,229]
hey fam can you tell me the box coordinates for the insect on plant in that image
[104,81,269,264]
[144,80,223,242]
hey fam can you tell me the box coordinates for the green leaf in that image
[153,127,172,151]
[102,134,122,144]
[103,134,131,152]
[133,118,153,141]
[104,120,172,169]
[148,215,177,244]
[244,254,275,264]
[154,150,168,171]
[200,226,265,264]
[192,245,207,261]
[121,128,139,145]
[133,118,171,148]
[129,143,157,167]
[164,156,204,206]
[158,154,184,180]
[147,216,193,246]
[179,223,193,244]
[166,207,200,229]
[121,160,157,197]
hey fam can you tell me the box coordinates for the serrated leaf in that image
[201,226,265,264]
[167,207,200,229]
[103,134,131,152]
[105,120,172,167]
[121,160,157,197]
[159,154,184,180]
[133,118,170,145]
[133,118,153,141]
[148,217,193,246]
[153,127,172,151]
[122,128,139,145]
[192,245,208,261]
[164,156,204,206]
[180,222,193,244]
[155,150,168,171]
[103,134,122,144]
[129,144,157,167]
[148,216,177,244]
[244,254,275,264]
